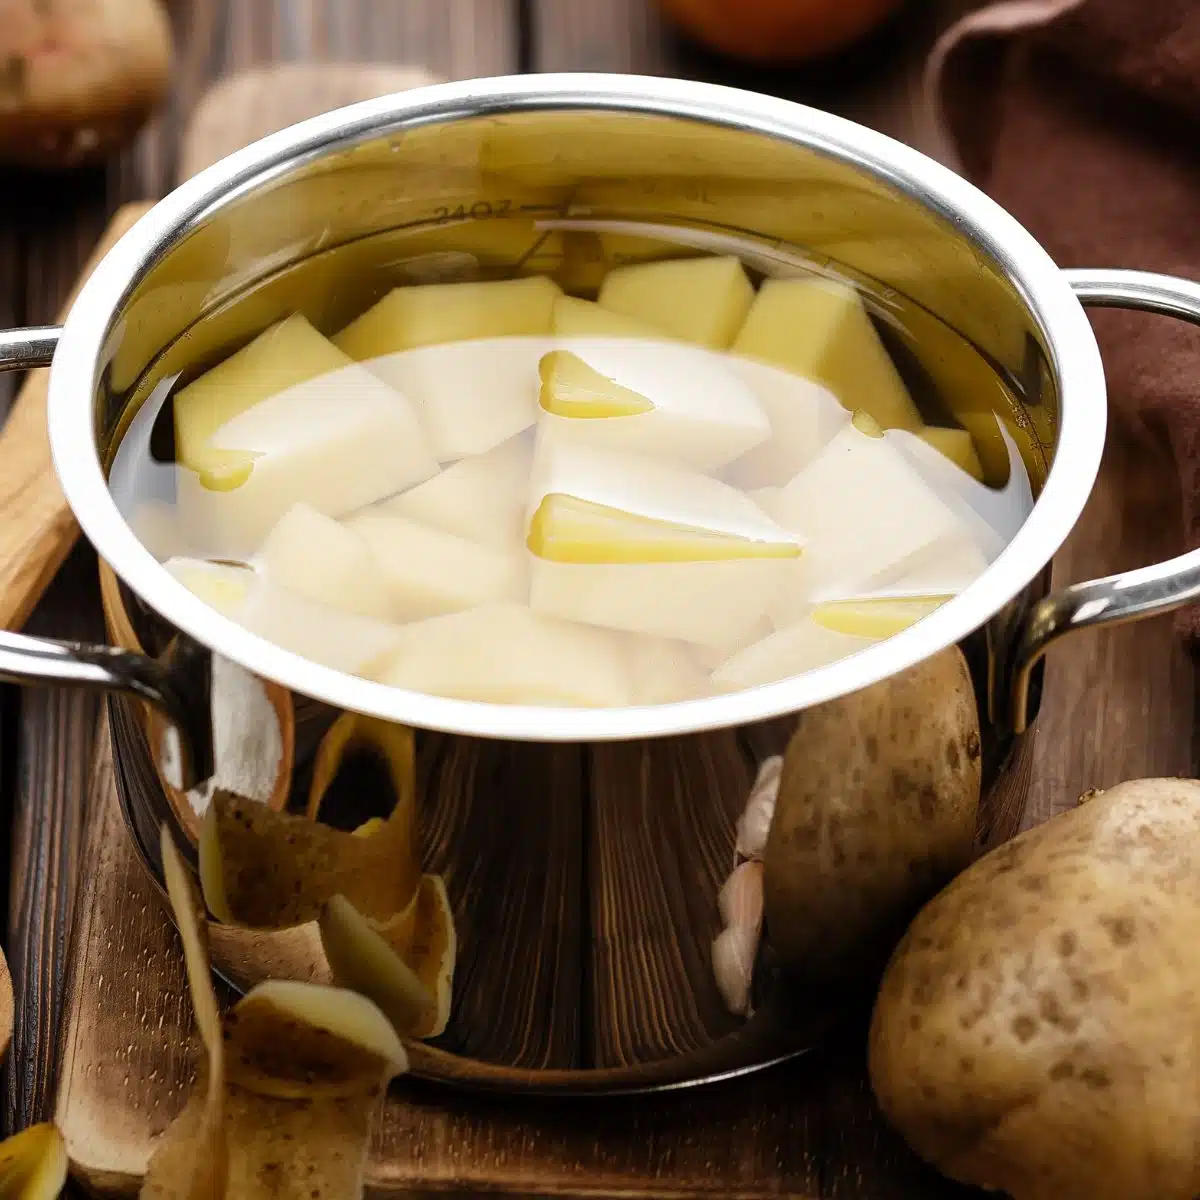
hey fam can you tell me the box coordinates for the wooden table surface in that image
[0,2,1195,1196]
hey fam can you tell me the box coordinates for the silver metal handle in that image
[0,325,214,787]
[1011,269,1200,733]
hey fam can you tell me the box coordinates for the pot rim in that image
[48,73,1107,743]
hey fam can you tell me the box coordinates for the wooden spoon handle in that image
[0,201,153,631]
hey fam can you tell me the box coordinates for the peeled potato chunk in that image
[333,275,561,358]
[711,619,879,691]
[372,602,632,707]
[769,419,988,625]
[812,595,951,638]
[363,338,543,462]
[551,294,662,338]
[623,636,711,704]
[164,556,257,619]
[723,360,848,488]
[236,580,404,678]
[527,441,799,647]
[378,435,532,550]
[347,511,528,620]
[733,277,922,432]
[175,358,438,557]
[174,313,350,490]
[598,255,754,348]
[258,503,395,620]
[917,426,984,481]
[537,339,771,470]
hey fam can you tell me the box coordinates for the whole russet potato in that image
[0,0,172,168]
[869,778,1200,1200]
[762,646,981,991]
[658,0,905,65]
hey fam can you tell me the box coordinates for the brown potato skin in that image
[869,778,1200,1200]
[0,0,171,168]
[762,646,981,991]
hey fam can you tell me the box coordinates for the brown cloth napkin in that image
[922,1,1200,635]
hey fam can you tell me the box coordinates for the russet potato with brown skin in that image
[0,0,171,168]
[762,646,982,991]
[868,778,1200,1200]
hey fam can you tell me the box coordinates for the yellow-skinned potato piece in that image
[598,255,754,348]
[347,512,528,620]
[173,313,351,490]
[536,340,771,471]
[733,278,922,432]
[811,595,951,638]
[917,427,984,482]
[551,295,662,339]
[333,275,561,358]
[0,1124,68,1200]
[173,358,438,557]
[258,503,395,620]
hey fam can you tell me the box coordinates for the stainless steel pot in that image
[1,75,1198,1094]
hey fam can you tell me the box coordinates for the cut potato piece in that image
[769,420,989,623]
[531,558,791,651]
[811,595,951,638]
[551,295,662,338]
[529,440,803,553]
[175,361,438,557]
[539,350,654,419]
[363,337,543,461]
[164,557,256,618]
[723,361,848,488]
[174,313,351,490]
[348,512,528,620]
[689,617,775,671]
[536,339,771,471]
[372,602,632,707]
[258,503,394,620]
[598,255,753,348]
[733,278,922,432]
[527,441,798,646]
[377,435,532,551]
[237,580,404,678]
[624,636,711,704]
[917,427,984,481]
[333,276,561,358]
[224,979,407,1098]
[712,619,879,691]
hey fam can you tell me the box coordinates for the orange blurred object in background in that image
[658,0,905,64]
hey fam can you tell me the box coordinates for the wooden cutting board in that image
[53,63,957,1199]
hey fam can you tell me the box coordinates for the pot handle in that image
[0,325,215,788]
[1010,268,1200,733]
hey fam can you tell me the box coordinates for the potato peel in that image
[224,980,407,1099]
[373,875,457,1038]
[0,1123,68,1200]
[199,787,418,930]
[319,894,436,1038]
[144,824,407,1199]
